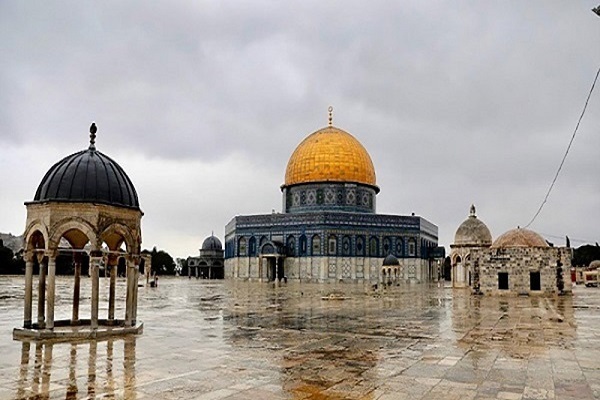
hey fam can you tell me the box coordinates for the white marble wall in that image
[225,256,435,283]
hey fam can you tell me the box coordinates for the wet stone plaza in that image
[0,277,599,399]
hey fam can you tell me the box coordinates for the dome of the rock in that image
[284,125,377,190]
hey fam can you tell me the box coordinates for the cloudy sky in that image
[1,1,599,258]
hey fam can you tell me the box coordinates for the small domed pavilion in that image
[14,123,145,340]
[450,205,492,288]
[187,234,224,279]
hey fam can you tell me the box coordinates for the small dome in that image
[202,235,222,251]
[589,260,600,270]
[453,205,492,247]
[284,125,378,190]
[31,126,139,209]
[492,228,548,248]
[382,253,400,266]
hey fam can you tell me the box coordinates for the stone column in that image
[125,259,135,327]
[24,256,34,328]
[41,343,53,394]
[72,253,82,323]
[108,256,118,321]
[132,265,139,325]
[45,256,57,330]
[90,254,102,330]
[37,257,47,329]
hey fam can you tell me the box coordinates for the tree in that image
[572,244,600,268]
[148,246,176,275]
[0,239,15,274]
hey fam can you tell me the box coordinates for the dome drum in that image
[283,182,376,214]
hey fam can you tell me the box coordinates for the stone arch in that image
[49,218,97,250]
[25,228,47,255]
[24,221,48,252]
[452,254,462,265]
[100,223,138,253]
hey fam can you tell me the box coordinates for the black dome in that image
[202,235,222,251]
[382,253,400,266]
[32,148,140,209]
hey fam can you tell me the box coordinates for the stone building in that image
[471,228,572,295]
[225,109,442,283]
[187,235,224,279]
[450,205,492,288]
[14,124,144,340]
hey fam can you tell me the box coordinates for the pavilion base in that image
[13,319,143,342]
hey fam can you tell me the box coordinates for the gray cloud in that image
[1,1,598,256]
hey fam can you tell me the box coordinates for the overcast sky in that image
[1,1,599,259]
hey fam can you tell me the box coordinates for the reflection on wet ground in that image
[0,277,599,399]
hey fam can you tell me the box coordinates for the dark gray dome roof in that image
[382,253,400,266]
[202,235,222,251]
[32,147,140,209]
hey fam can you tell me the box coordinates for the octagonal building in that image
[224,110,442,283]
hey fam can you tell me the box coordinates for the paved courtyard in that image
[0,276,599,399]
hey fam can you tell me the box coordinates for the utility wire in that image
[524,66,600,228]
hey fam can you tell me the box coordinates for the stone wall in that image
[471,247,572,296]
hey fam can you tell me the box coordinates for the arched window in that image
[408,238,416,257]
[299,235,307,256]
[287,235,296,257]
[311,235,321,256]
[328,235,337,255]
[248,236,257,256]
[356,236,365,256]
[395,237,403,257]
[342,236,352,256]
[238,237,247,256]
[259,236,268,248]
[383,237,391,255]
[369,236,379,257]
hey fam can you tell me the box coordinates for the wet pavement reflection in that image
[0,277,599,399]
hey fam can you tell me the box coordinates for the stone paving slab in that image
[1,277,600,399]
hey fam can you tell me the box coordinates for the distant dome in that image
[202,235,222,251]
[492,228,548,248]
[382,253,400,266]
[589,260,600,269]
[453,205,492,247]
[31,132,139,209]
[284,125,377,190]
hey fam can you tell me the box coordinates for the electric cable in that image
[524,66,600,228]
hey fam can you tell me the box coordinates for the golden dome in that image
[284,126,377,188]
[491,228,548,248]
